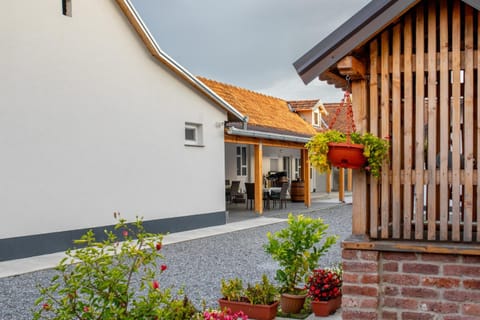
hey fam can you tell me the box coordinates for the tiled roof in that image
[198,77,317,137]
[288,100,319,111]
[323,102,354,133]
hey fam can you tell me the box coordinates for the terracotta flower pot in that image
[311,295,342,317]
[218,298,279,320]
[279,292,307,314]
[327,142,366,169]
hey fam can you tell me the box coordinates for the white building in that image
[0,0,245,260]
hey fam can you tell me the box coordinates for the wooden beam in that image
[351,79,368,237]
[326,167,332,193]
[337,55,367,80]
[342,239,480,256]
[254,144,263,214]
[301,149,311,207]
[224,133,307,149]
[319,70,348,89]
[339,168,345,202]
[347,169,352,192]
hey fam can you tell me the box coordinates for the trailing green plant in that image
[263,214,338,295]
[305,129,390,178]
[33,214,196,320]
[220,275,278,305]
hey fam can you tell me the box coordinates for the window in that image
[283,156,291,179]
[313,111,320,126]
[294,158,301,180]
[185,123,203,146]
[236,146,247,176]
[62,0,72,17]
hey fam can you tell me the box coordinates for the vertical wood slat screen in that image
[365,0,479,242]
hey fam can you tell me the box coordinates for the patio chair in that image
[271,182,289,209]
[245,182,270,210]
[229,180,244,204]
[245,182,255,210]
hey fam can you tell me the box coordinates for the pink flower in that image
[83,306,90,313]
[122,230,128,237]
[160,264,167,272]
[152,280,159,290]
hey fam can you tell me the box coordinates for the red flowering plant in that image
[306,265,343,302]
[193,308,248,320]
[33,213,197,319]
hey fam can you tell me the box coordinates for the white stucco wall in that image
[1,0,227,238]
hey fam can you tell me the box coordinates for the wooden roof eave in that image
[294,0,420,85]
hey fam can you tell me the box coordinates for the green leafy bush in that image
[33,214,196,320]
[264,214,338,294]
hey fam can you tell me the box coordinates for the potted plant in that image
[218,275,279,320]
[263,214,338,314]
[305,129,390,178]
[193,308,248,320]
[307,265,343,317]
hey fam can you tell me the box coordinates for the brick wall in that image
[341,249,480,319]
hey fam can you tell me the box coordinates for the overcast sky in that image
[130,0,370,102]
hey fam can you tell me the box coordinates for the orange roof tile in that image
[323,102,355,132]
[288,100,319,111]
[198,77,317,137]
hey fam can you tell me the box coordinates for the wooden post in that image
[347,169,352,192]
[351,79,368,238]
[338,55,368,238]
[301,149,311,207]
[339,168,345,202]
[326,167,332,193]
[254,144,263,214]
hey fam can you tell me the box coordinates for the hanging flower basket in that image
[327,142,366,169]
[305,90,390,178]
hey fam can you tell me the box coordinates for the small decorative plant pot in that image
[327,142,366,169]
[311,295,342,317]
[279,292,307,314]
[218,298,279,320]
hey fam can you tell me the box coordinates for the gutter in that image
[118,0,247,123]
[227,126,312,144]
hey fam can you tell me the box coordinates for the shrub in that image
[33,214,196,320]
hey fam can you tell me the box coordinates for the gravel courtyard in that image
[0,203,352,319]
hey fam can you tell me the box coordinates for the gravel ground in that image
[0,204,352,319]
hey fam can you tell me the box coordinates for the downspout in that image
[119,0,247,123]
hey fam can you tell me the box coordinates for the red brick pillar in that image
[342,249,380,320]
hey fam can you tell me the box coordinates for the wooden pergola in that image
[225,133,311,214]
